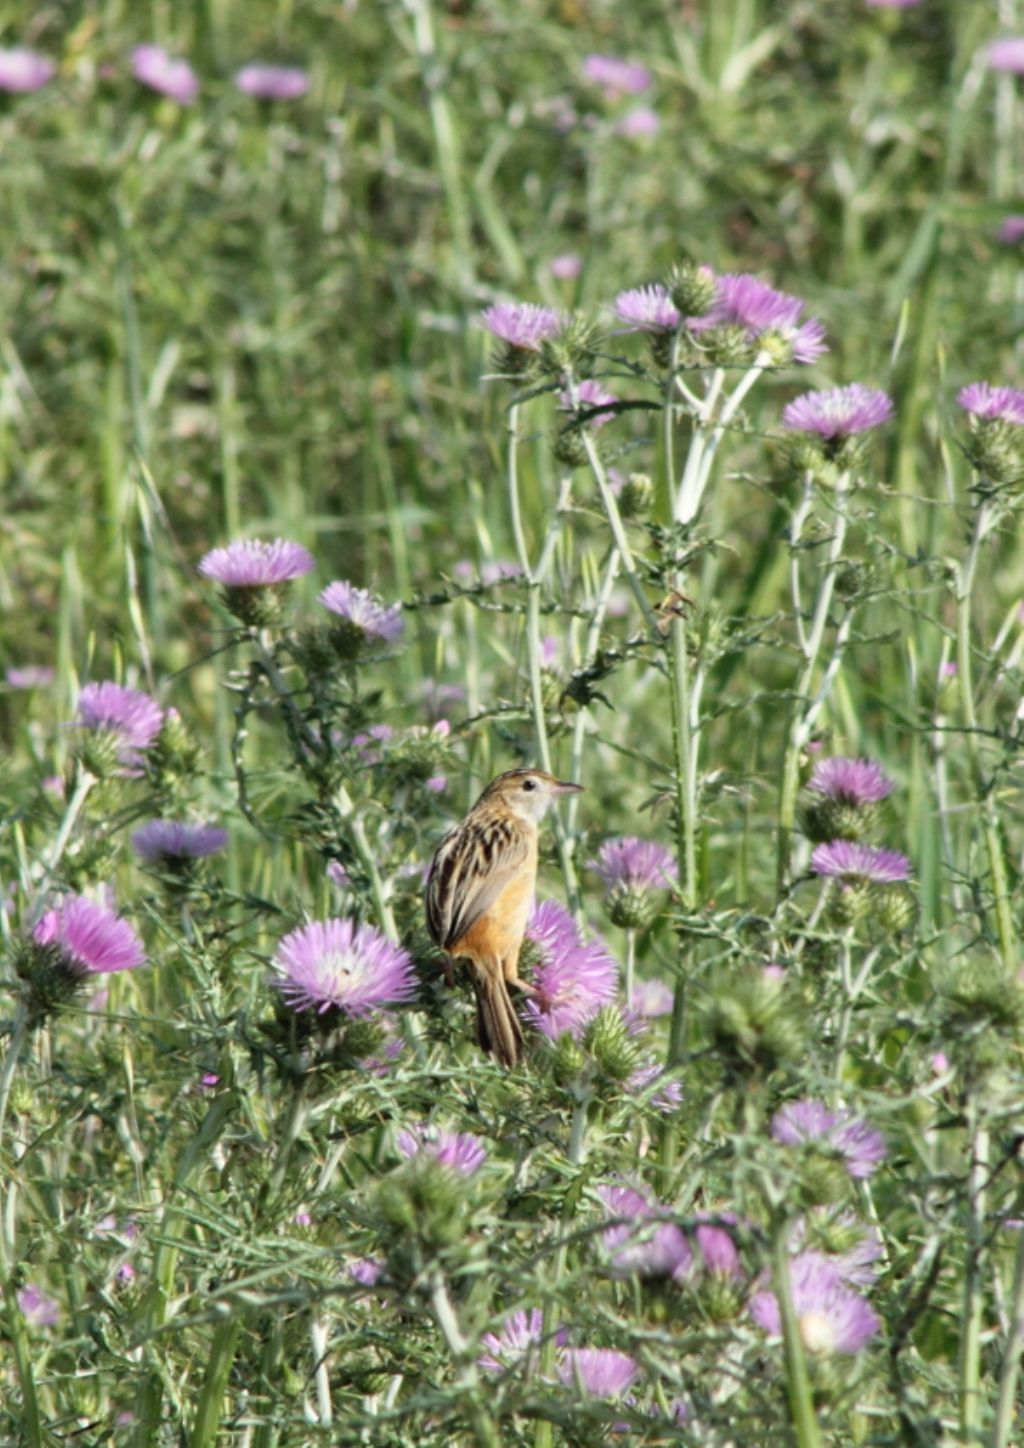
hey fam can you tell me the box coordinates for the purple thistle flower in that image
[807,758,894,805]
[558,1347,639,1398]
[17,1284,60,1328]
[614,284,681,333]
[811,840,911,884]
[347,1257,384,1287]
[234,64,310,100]
[6,665,55,690]
[592,837,678,891]
[582,54,652,98]
[198,538,314,587]
[629,978,673,1017]
[627,1060,682,1113]
[989,38,1024,73]
[616,105,660,139]
[693,1219,743,1278]
[75,682,164,766]
[957,382,1024,425]
[782,385,894,439]
[550,253,582,280]
[479,1309,568,1373]
[395,1125,487,1176]
[132,819,228,864]
[523,900,618,1039]
[691,273,827,363]
[131,45,199,104]
[597,1182,692,1278]
[33,896,146,975]
[559,378,619,428]
[272,918,417,1016]
[866,0,920,7]
[318,581,405,646]
[772,1098,887,1178]
[750,1252,880,1354]
[0,47,55,93]
[998,217,1024,245]
[479,303,565,352]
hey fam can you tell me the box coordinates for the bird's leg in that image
[502,948,539,997]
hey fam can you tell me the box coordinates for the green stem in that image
[565,544,621,845]
[776,474,851,890]
[959,1097,990,1442]
[580,428,660,640]
[957,500,1016,970]
[0,1007,29,1148]
[623,929,636,1005]
[3,1280,42,1448]
[990,1211,1024,1448]
[29,772,95,923]
[190,1318,244,1448]
[773,1222,824,1448]
[429,1271,502,1448]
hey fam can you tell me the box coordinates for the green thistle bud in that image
[696,323,752,367]
[647,329,678,371]
[799,798,880,846]
[293,624,339,677]
[701,1272,745,1324]
[833,559,872,602]
[667,260,717,318]
[702,967,805,1078]
[828,881,874,927]
[220,583,288,629]
[962,419,1024,491]
[14,938,85,1020]
[940,961,1024,1037]
[812,1214,865,1257]
[374,1161,468,1259]
[584,1007,641,1082]
[549,1031,587,1087]
[537,313,603,377]
[328,619,373,663]
[149,709,201,787]
[618,474,654,518]
[551,423,590,470]
[73,728,122,781]
[605,882,661,930]
[876,885,916,935]
[795,1152,851,1208]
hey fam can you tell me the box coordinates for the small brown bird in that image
[425,768,582,1067]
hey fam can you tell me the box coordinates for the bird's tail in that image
[471,961,524,1069]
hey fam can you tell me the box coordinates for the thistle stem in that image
[959,1095,990,1441]
[29,771,95,923]
[773,1222,825,1448]
[429,1272,502,1448]
[990,1211,1024,1448]
[0,1006,29,1148]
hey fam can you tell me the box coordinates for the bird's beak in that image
[553,779,584,794]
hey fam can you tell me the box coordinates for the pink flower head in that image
[592,837,678,892]
[132,819,228,864]
[865,0,920,7]
[131,45,199,104]
[18,1284,60,1328]
[691,273,827,363]
[693,1218,743,1278]
[480,302,565,352]
[234,64,309,100]
[75,682,164,766]
[0,48,55,93]
[6,665,55,690]
[558,378,619,429]
[597,1182,692,1278]
[318,581,404,645]
[772,1098,887,1178]
[478,1309,567,1373]
[782,385,894,438]
[558,1347,639,1398]
[198,538,314,587]
[989,38,1024,74]
[998,217,1024,244]
[347,1256,383,1286]
[33,896,146,975]
[395,1124,487,1176]
[523,900,618,1039]
[272,918,417,1016]
[811,840,911,884]
[807,757,894,805]
[614,284,681,333]
[616,105,660,139]
[750,1252,880,1354]
[582,54,652,99]
[957,383,1024,424]
[550,253,582,281]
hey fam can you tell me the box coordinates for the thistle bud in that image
[702,967,805,1078]
[618,473,654,518]
[584,1006,641,1082]
[549,1031,588,1087]
[667,260,717,319]
[876,884,916,935]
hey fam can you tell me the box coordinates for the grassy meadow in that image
[3,0,1024,1443]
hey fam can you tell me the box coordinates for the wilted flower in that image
[772,1098,887,1179]
[395,1125,487,1176]
[6,665,55,689]
[691,273,827,363]
[319,580,404,654]
[479,1309,567,1373]
[811,840,910,885]
[234,64,309,100]
[132,820,228,865]
[272,918,417,1016]
[131,44,199,104]
[782,386,894,439]
[0,47,55,93]
[558,1347,639,1398]
[597,1183,691,1278]
[988,38,1024,73]
[956,383,1024,424]
[523,900,618,1039]
[592,836,677,928]
[582,54,651,98]
[74,682,164,772]
[17,1284,60,1328]
[33,896,146,975]
[616,105,660,138]
[614,284,681,333]
[750,1252,880,1354]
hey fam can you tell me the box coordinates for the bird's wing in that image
[425,815,531,950]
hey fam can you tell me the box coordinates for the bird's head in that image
[478,768,583,824]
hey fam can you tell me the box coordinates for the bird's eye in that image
[522,778,537,792]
